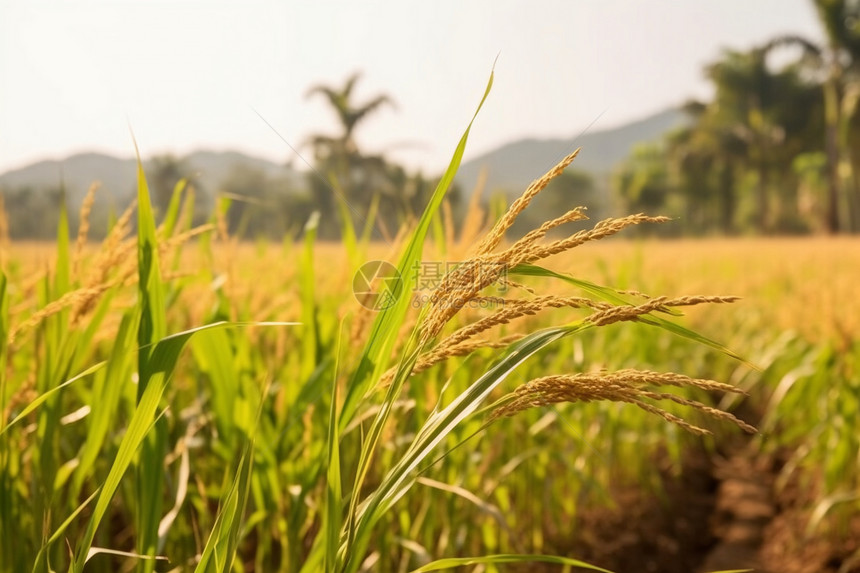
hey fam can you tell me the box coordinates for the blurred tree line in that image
[615,0,860,235]
[0,73,452,241]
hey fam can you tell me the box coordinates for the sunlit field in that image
[2,161,858,573]
[7,0,860,570]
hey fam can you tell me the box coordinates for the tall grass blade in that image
[31,192,74,559]
[323,324,344,572]
[132,151,168,572]
[160,178,188,238]
[71,311,138,498]
[300,212,321,381]
[1,362,106,437]
[134,151,167,395]
[194,361,269,573]
[193,441,257,573]
[409,553,612,572]
[70,322,282,572]
[32,489,100,573]
[0,271,12,568]
[333,179,360,267]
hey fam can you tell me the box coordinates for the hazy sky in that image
[0,0,824,175]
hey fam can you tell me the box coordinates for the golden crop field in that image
[1,155,858,573]
[9,235,859,343]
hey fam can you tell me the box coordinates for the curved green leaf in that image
[409,553,613,573]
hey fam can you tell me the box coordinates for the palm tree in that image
[666,101,746,234]
[694,45,823,233]
[304,73,396,236]
[305,72,395,163]
[813,0,860,231]
[760,0,860,232]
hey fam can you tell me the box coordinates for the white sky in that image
[0,0,824,174]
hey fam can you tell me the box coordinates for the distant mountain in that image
[0,150,304,208]
[455,107,688,197]
[0,107,686,211]
[0,152,138,207]
[182,150,305,194]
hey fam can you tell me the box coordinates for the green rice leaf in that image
[333,177,360,267]
[300,212,321,380]
[194,355,268,573]
[1,361,107,437]
[54,188,71,298]
[323,322,345,572]
[160,178,188,238]
[133,149,168,571]
[0,271,14,567]
[359,194,380,247]
[510,263,682,315]
[134,151,167,392]
[32,488,100,573]
[408,553,613,572]
[193,442,256,573]
[71,321,294,572]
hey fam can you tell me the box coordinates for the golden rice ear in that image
[434,295,608,351]
[458,165,489,253]
[507,207,589,253]
[489,370,756,435]
[73,182,100,280]
[87,201,136,284]
[475,148,581,256]
[12,284,114,343]
[417,214,674,345]
[507,214,670,268]
[379,333,524,389]
[413,145,669,347]
[403,295,608,387]
[585,295,740,327]
[406,141,749,443]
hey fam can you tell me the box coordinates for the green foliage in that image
[614,143,671,218]
[3,69,858,573]
[612,1,860,235]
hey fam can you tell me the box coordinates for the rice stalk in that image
[342,118,754,573]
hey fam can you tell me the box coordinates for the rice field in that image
[2,95,859,571]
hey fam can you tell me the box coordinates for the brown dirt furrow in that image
[698,445,775,572]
